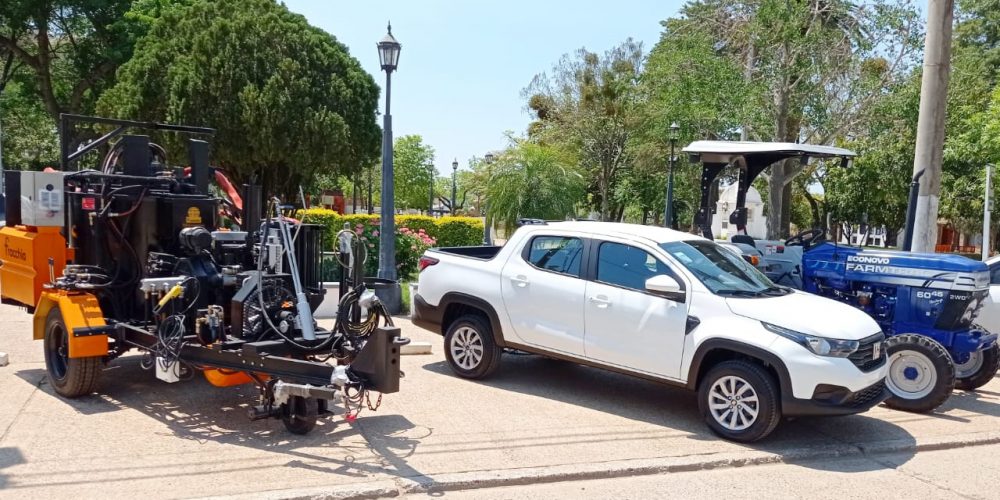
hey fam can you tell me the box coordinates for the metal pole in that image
[428,179,434,216]
[451,165,457,215]
[910,0,954,253]
[377,71,397,281]
[902,170,925,251]
[984,164,993,260]
[367,166,373,215]
[664,139,676,229]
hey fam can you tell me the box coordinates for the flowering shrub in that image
[299,209,479,280]
[346,221,436,279]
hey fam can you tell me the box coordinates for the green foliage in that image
[434,217,485,247]
[485,138,585,231]
[0,0,173,135]
[524,39,644,220]
[98,0,380,196]
[391,135,436,209]
[0,81,59,169]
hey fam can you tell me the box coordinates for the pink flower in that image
[355,228,363,235]
[368,243,375,248]
[373,230,379,236]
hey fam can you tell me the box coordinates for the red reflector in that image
[81,197,96,210]
[776,246,785,253]
[418,256,439,272]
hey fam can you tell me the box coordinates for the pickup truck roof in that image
[521,221,705,245]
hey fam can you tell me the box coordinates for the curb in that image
[202,430,1000,500]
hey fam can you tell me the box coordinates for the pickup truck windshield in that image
[659,240,786,297]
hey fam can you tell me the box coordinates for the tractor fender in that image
[34,291,109,358]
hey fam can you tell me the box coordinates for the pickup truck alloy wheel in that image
[707,376,759,431]
[444,314,503,379]
[882,334,955,413]
[450,327,484,370]
[697,360,780,442]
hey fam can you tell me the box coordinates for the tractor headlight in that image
[762,322,859,358]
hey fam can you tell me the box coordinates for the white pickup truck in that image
[412,221,889,441]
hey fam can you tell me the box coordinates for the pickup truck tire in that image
[444,314,502,379]
[698,360,781,442]
[954,343,1000,391]
[883,334,955,413]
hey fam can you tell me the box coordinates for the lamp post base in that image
[375,282,403,315]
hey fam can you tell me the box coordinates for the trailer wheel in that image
[955,344,1000,391]
[697,360,781,442]
[280,395,318,435]
[883,334,955,413]
[444,314,502,379]
[44,307,102,398]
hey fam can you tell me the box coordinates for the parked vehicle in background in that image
[412,221,889,442]
[686,141,999,414]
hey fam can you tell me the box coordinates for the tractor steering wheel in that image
[785,228,826,249]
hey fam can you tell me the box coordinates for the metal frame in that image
[59,114,215,171]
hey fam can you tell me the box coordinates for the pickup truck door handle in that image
[589,295,611,308]
[509,275,529,288]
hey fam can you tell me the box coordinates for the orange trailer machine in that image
[0,115,406,434]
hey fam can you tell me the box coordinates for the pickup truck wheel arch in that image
[686,339,792,402]
[440,293,507,348]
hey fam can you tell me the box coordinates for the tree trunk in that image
[803,187,821,229]
[642,209,649,225]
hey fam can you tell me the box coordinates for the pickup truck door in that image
[500,234,587,356]
[583,240,688,380]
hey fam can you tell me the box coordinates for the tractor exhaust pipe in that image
[902,170,925,252]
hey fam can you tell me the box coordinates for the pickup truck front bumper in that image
[782,379,889,417]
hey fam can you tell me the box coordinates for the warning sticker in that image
[185,206,202,225]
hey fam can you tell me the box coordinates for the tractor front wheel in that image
[883,334,955,413]
[44,307,102,398]
[955,344,1000,391]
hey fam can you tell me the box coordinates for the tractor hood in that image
[726,291,881,341]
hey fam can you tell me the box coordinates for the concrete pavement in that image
[2,303,1000,498]
[408,443,1000,499]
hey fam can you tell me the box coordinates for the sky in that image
[281,0,685,176]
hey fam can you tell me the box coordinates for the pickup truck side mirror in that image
[645,275,684,302]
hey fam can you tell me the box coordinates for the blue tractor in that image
[686,141,1000,413]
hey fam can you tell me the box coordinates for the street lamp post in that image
[376,22,402,310]
[428,179,434,215]
[664,122,680,229]
[451,158,459,215]
[482,153,495,245]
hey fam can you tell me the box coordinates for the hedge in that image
[298,209,484,247]
[298,209,484,280]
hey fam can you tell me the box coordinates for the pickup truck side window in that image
[597,241,671,291]
[525,236,584,276]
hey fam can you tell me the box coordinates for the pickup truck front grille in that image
[848,332,886,372]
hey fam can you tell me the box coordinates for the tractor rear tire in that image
[955,344,1000,391]
[281,395,318,435]
[44,307,102,398]
[883,334,955,413]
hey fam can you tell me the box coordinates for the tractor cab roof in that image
[682,141,856,165]
[684,141,856,240]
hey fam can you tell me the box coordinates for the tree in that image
[0,1,178,136]
[524,39,644,221]
[486,138,585,230]
[825,71,921,243]
[98,0,380,196]
[390,135,435,209]
[657,0,922,238]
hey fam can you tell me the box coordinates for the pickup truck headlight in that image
[762,322,859,358]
